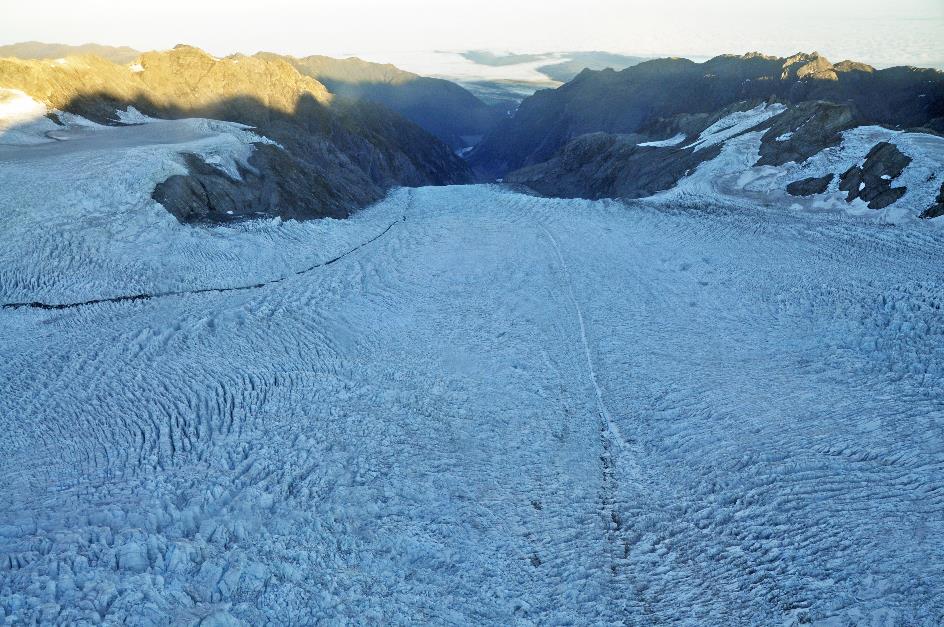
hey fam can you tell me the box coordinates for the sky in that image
[2,0,943,69]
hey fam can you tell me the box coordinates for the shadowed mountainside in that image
[257,52,508,150]
[470,52,944,178]
[0,46,471,222]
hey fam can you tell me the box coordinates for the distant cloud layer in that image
[2,0,942,68]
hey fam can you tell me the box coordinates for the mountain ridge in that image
[256,52,507,149]
[0,45,471,222]
[470,51,944,178]
[0,40,141,64]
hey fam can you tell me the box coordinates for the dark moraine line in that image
[2,216,405,312]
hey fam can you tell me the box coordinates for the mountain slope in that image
[260,52,507,150]
[471,52,944,178]
[0,46,471,222]
[506,99,944,220]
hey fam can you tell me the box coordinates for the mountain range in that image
[1,43,942,221]
[471,52,944,218]
[257,52,510,150]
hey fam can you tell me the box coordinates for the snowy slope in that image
[1,172,943,623]
[682,102,786,151]
[0,94,392,306]
[658,106,944,224]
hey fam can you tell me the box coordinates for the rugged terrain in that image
[260,52,508,150]
[0,46,471,222]
[472,52,944,177]
[506,100,944,220]
[465,53,944,219]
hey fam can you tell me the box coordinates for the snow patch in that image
[116,106,155,125]
[638,133,686,148]
[0,89,111,145]
[0,88,61,145]
[684,103,786,152]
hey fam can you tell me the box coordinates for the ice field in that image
[1,181,942,623]
[0,96,943,623]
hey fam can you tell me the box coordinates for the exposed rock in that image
[0,46,471,223]
[470,51,944,179]
[787,174,834,196]
[781,52,837,81]
[504,104,736,200]
[504,99,846,202]
[153,147,355,223]
[757,101,856,166]
[920,182,944,219]
[838,142,912,209]
[833,60,876,73]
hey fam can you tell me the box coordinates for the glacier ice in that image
[1,181,942,623]
[0,93,942,624]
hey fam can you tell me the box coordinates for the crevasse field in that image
[1,104,943,624]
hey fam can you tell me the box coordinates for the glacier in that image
[0,98,943,625]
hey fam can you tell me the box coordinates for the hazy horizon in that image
[2,0,943,70]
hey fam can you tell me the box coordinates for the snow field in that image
[1,183,942,624]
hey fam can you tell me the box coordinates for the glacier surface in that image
[0,101,943,625]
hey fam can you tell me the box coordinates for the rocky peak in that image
[740,51,780,61]
[834,60,876,73]
[781,52,837,81]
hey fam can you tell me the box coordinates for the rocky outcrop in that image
[838,142,912,209]
[787,174,834,197]
[0,46,471,222]
[506,132,721,200]
[756,101,856,166]
[152,147,358,223]
[504,99,852,202]
[470,51,944,179]
[919,182,944,219]
[259,52,507,150]
[502,101,768,199]
[781,52,838,81]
